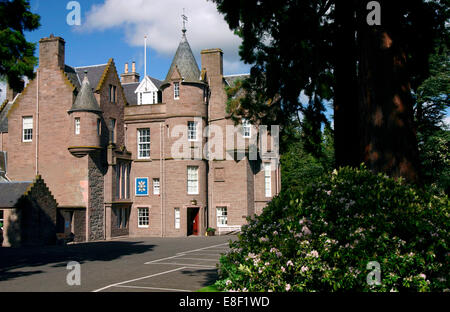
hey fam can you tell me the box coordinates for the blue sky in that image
[24,0,250,80]
[0,0,448,125]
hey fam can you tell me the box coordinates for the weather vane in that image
[182,8,188,33]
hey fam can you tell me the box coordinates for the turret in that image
[68,72,102,158]
[161,28,207,117]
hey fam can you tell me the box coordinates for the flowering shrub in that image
[215,166,449,292]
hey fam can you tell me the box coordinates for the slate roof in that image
[122,82,140,106]
[75,64,108,91]
[224,74,250,99]
[64,65,81,90]
[165,32,201,83]
[68,74,102,113]
[224,74,250,86]
[149,76,163,89]
[0,182,32,208]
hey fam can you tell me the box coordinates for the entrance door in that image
[187,208,200,236]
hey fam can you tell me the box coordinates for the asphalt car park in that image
[0,235,234,292]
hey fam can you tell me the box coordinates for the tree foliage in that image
[211,0,449,181]
[216,166,450,292]
[281,125,334,190]
[0,0,40,92]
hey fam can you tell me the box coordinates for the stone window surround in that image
[137,206,150,228]
[22,116,33,142]
[216,205,229,228]
[187,166,199,195]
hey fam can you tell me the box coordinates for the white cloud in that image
[81,0,249,74]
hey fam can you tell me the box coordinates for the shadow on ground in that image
[181,268,219,288]
[0,240,155,282]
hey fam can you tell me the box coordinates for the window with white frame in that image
[264,163,272,197]
[242,118,251,138]
[138,128,151,159]
[22,116,33,142]
[174,82,180,99]
[75,118,80,135]
[153,178,160,195]
[217,207,228,227]
[138,207,149,228]
[174,208,180,229]
[187,166,199,195]
[187,121,198,141]
[153,92,156,104]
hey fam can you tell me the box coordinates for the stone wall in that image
[88,153,105,241]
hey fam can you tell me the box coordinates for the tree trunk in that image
[356,1,420,183]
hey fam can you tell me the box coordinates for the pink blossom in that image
[301,266,309,272]
[302,226,312,235]
[285,284,291,291]
[287,260,294,267]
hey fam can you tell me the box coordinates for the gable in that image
[135,76,159,94]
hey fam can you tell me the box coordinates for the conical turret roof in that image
[69,72,102,114]
[164,31,200,83]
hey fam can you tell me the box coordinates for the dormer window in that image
[174,82,180,100]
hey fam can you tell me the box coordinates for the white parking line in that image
[92,267,188,292]
[175,257,219,261]
[149,263,216,269]
[93,242,229,292]
[113,285,191,292]
[145,243,229,264]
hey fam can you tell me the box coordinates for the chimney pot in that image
[125,63,129,74]
[132,61,136,73]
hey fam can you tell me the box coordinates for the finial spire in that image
[182,8,188,34]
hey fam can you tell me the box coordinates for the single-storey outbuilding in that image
[0,176,58,247]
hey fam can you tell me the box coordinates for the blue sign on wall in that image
[135,178,149,196]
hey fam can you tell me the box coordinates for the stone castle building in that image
[0,29,280,243]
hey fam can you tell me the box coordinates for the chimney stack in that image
[39,35,66,70]
[120,61,140,84]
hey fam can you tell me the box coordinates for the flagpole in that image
[144,35,147,78]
